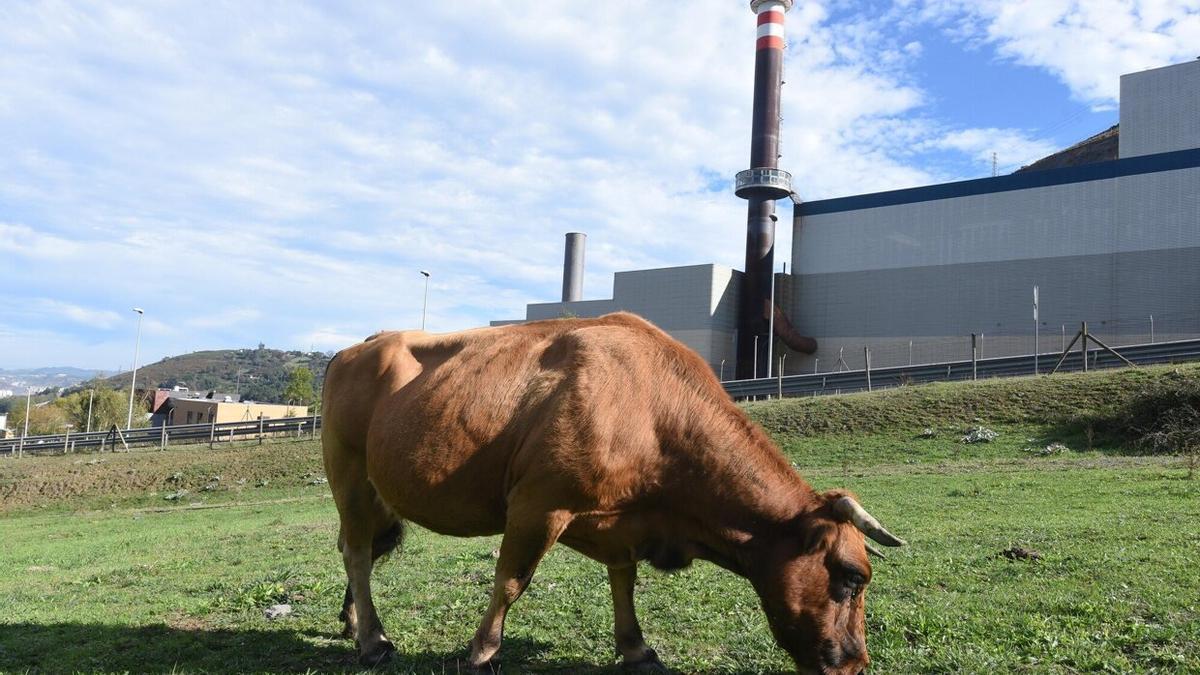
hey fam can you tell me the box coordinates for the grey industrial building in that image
[787,59,1200,372]
[498,60,1200,379]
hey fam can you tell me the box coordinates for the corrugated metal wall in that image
[786,165,1200,373]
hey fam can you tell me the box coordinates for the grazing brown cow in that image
[322,312,904,674]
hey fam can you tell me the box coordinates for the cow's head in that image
[749,491,904,674]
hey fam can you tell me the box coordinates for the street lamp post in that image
[126,308,144,429]
[419,270,431,330]
[19,388,31,459]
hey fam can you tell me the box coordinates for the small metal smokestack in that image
[562,232,586,302]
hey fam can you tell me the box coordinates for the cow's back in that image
[323,313,733,537]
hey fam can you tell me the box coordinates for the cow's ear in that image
[820,485,859,506]
[799,520,835,554]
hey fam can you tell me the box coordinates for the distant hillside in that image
[0,367,104,392]
[1016,124,1119,174]
[85,346,333,404]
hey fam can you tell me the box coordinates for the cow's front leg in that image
[609,564,663,670]
[467,509,572,670]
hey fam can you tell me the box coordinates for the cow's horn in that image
[833,497,907,547]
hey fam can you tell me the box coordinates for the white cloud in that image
[0,222,81,259]
[34,300,121,329]
[918,0,1200,105]
[185,308,262,330]
[923,127,1061,170]
[1,0,1161,368]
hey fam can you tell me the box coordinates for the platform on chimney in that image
[735,168,792,199]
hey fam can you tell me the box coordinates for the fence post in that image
[209,418,216,449]
[1081,322,1089,373]
[1150,315,1155,344]
[971,334,978,380]
[312,412,318,440]
[864,347,872,392]
[777,358,784,399]
[258,414,264,445]
[160,423,167,451]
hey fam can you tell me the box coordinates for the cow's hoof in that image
[622,648,668,672]
[465,658,501,673]
[358,639,396,668]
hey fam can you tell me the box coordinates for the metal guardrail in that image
[0,414,320,456]
[4,337,1198,455]
[722,337,1200,399]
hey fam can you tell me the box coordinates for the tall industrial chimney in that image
[562,232,586,302]
[735,0,795,380]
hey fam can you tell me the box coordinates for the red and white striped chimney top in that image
[752,0,792,50]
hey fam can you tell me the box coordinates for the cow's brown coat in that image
[323,312,896,673]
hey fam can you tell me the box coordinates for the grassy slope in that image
[2,365,1199,673]
[745,362,1200,437]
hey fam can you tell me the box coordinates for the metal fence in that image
[5,335,1200,454]
[787,310,1200,375]
[0,414,320,457]
[726,336,1200,400]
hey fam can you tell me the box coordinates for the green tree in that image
[9,398,70,436]
[57,387,133,432]
[282,367,318,409]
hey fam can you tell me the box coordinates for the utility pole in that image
[19,388,31,459]
[1033,285,1040,375]
[767,263,778,377]
[86,388,95,433]
[419,270,431,330]
[753,336,760,379]
[126,308,144,429]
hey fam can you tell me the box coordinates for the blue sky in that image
[2,0,1198,370]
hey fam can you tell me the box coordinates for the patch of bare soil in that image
[1000,546,1043,561]
[0,441,324,511]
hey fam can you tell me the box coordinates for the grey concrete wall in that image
[1121,60,1200,158]
[789,164,1200,372]
[523,264,742,375]
[794,167,1200,275]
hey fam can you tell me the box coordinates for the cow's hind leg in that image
[467,509,573,670]
[339,521,404,639]
[609,564,663,670]
[328,452,402,668]
[340,509,402,667]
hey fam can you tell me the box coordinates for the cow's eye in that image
[842,570,867,601]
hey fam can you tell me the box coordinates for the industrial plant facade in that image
[786,60,1200,372]
[500,60,1199,380]
[518,264,742,377]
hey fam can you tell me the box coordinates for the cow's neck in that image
[654,400,820,574]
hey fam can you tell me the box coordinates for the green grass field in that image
[2,365,1199,673]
